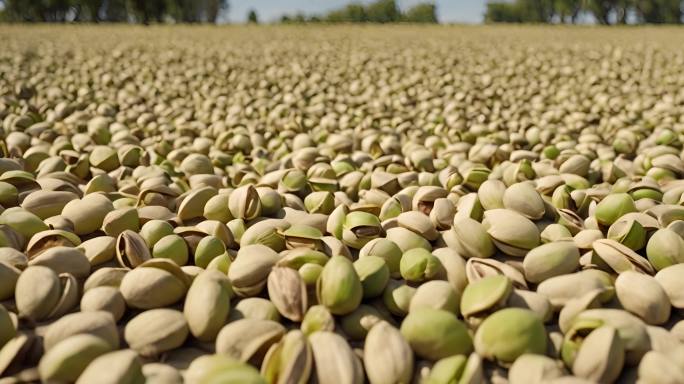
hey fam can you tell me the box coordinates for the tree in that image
[485,2,523,22]
[366,0,400,22]
[404,2,438,23]
[247,8,258,23]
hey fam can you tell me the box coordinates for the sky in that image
[226,0,487,24]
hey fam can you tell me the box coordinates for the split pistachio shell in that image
[353,255,390,298]
[75,349,145,384]
[474,308,547,364]
[28,246,90,278]
[309,331,364,384]
[267,266,308,321]
[507,289,553,323]
[116,229,152,269]
[482,209,540,256]
[184,270,232,341]
[503,182,546,220]
[460,275,512,321]
[615,271,670,325]
[229,185,262,220]
[447,216,495,259]
[400,308,472,361]
[383,279,417,317]
[409,280,460,315]
[119,259,188,309]
[537,270,614,308]
[77,236,116,266]
[215,319,285,363]
[571,326,624,383]
[228,244,280,297]
[316,255,363,315]
[300,305,335,336]
[363,321,414,384]
[358,238,402,278]
[261,330,312,384]
[124,309,189,357]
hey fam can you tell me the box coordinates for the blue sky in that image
[226,0,487,23]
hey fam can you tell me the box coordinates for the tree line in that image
[486,0,683,24]
[281,0,437,23]
[0,0,229,23]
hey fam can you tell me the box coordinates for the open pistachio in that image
[309,331,364,384]
[474,308,547,364]
[261,330,312,384]
[216,319,285,364]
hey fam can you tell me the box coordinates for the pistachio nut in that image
[124,309,188,357]
[654,263,684,308]
[230,297,281,322]
[77,236,116,266]
[184,270,232,341]
[185,354,265,384]
[215,319,285,363]
[409,280,460,315]
[229,185,262,220]
[316,255,362,315]
[522,240,580,283]
[482,209,540,256]
[460,275,512,325]
[445,216,495,259]
[308,331,364,384]
[38,334,112,383]
[116,229,152,269]
[267,266,308,321]
[382,279,417,317]
[646,228,684,271]
[75,349,145,384]
[261,330,312,384]
[61,193,114,235]
[400,308,472,361]
[152,234,189,266]
[119,259,188,309]
[508,354,565,384]
[80,286,126,322]
[28,246,90,278]
[43,310,120,352]
[228,244,280,297]
[358,238,402,278]
[615,271,670,325]
[474,308,547,364]
[570,326,624,383]
[400,248,443,283]
[363,321,414,384]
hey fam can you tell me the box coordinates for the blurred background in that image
[0,0,682,25]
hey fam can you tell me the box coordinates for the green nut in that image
[152,234,189,266]
[400,308,473,361]
[38,334,112,383]
[139,220,175,248]
[399,248,442,283]
[607,218,646,251]
[594,193,636,226]
[522,240,580,283]
[358,238,402,278]
[316,255,363,315]
[301,305,335,336]
[194,235,226,268]
[186,354,265,384]
[474,308,547,364]
[353,255,390,298]
[460,275,512,322]
[646,228,684,271]
[409,280,460,315]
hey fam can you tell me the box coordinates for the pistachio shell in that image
[43,311,119,352]
[267,266,308,322]
[75,349,145,384]
[364,321,414,384]
[216,319,285,363]
[482,209,540,256]
[508,354,565,384]
[80,286,126,322]
[77,236,116,266]
[184,270,232,341]
[125,309,189,357]
[15,265,60,320]
[316,255,362,315]
[61,193,114,235]
[261,330,312,384]
[654,263,684,308]
[400,308,472,361]
[309,331,364,384]
[474,308,547,364]
[38,334,112,383]
[523,241,580,283]
[571,326,624,383]
[615,271,670,324]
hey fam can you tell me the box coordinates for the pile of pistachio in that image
[1,25,684,384]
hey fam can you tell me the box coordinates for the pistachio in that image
[261,330,312,384]
[228,244,280,297]
[400,248,443,283]
[38,334,112,383]
[61,193,114,235]
[28,246,90,278]
[358,238,403,278]
[153,234,190,266]
[124,309,188,357]
[77,236,116,266]
[571,326,624,383]
[119,258,188,309]
[43,311,120,352]
[508,354,565,384]
[184,270,232,341]
[267,266,308,321]
[216,319,285,363]
[316,255,363,315]
[474,308,547,364]
[185,354,265,384]
[615,271,670,325]
[116,229,152,269]
[75,349,145,384]
[80,286,126,322]
[363,321,413,384]
[400,308,472,361]
[446,216,495,259]
[654,263,684,308]
[309,331,364,384]
[0,304,16,349]
[482,209,540,256]
[523,240,580,283]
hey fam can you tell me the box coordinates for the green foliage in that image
[486,0,682,24]
[403,3,438,23]
[0,0,228,23]
[283,0,437,24]
[248,9,258,24]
